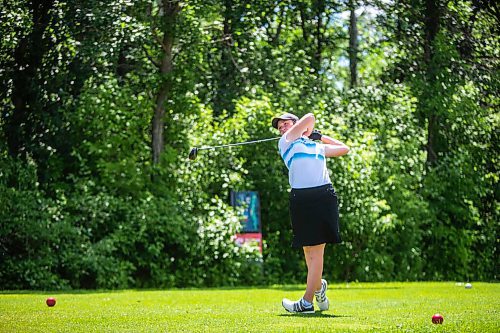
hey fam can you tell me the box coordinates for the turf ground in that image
[1,282,498,332]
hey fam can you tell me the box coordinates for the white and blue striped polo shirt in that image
[278,135,331,189]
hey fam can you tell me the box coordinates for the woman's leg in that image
[302,243,325,303]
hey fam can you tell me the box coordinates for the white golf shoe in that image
[282,297,315,314]
[315,279,329,311]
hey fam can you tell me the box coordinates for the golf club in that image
[189,137,280,160]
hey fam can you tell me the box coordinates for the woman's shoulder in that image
[278,135,294,154]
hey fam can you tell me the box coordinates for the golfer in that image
[272,112,349,314]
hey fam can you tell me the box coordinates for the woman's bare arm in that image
[284,113,315,141]
[321,134,349,157]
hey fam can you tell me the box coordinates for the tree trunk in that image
[313,0,325,74]
[7,1,54,158]
[348,0,358,88]
[423,0,440,65]
[213,0,235,116]
[152,0,179,165]
[423,0,441,165]
[298,2,309,44]
[426,114,438,163]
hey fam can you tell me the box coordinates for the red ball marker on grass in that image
[432,313,443,324]
[46,297,56,307]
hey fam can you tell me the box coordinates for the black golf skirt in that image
[289,183,342,248]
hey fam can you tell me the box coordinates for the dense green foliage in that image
[0,1,497,289]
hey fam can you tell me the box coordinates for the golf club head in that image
[188,147,198,160]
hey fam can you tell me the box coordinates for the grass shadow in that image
[333,287,402,290]
[278,313,351,319]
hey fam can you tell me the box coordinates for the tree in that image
[382,0,498,279]
[144,1,181,164]
[348,0,358,88]
[4,1,55,163]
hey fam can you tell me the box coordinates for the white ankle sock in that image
[301,298,312,307]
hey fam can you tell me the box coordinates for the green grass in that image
[1,282,498,332]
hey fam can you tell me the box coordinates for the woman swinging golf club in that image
[272,112,349,314]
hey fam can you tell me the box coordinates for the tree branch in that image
[142,45,161,68]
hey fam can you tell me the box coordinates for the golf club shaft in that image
[197,137,280,151]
